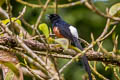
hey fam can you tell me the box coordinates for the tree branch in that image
[0,36,120,66]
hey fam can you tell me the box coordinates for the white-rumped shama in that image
[48,14,92,80]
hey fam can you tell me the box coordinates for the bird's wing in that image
[58,25,74,41]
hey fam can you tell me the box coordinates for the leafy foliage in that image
[38,23,49,38]
[109,3,120,17]
[1,17,21,25]
[0,61,20,77]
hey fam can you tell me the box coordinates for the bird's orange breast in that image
[53,27,64,38]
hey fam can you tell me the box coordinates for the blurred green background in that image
[2,0,120,80]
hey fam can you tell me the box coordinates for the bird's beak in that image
[46,14,50,18]
[45,14,50,21]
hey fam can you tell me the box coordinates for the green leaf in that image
[105,66,109,71]
[0,61,20,77]
[54,38,69,50]
[47,37,54,43]
[49,28,52,34]
[112,32,116,41]
[1,17,21,25]
[5,70,14,80]
[38,23,49,38]
[109,3,120,17]
[24,58,27,65]
[1,19,10,24]
[11,18,21,25]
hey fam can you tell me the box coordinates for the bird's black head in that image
[48,14,61,23]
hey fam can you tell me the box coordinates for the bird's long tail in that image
[73,37,92,80]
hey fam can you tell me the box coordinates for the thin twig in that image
[85,0,120,21]
[20,17,33,29]
[54,0,58,14]
[89,62,109,80]
[100,25,116,41]
[33,0,51,35]
[25,65,45,80]
[6,0,13,36]
[97,19,111,40]
[50,57,61,80]
[0,7,8,19]
[14,6,26,22]
[113,68,120,80]
[16,0,83,8]
[50,59,73,80]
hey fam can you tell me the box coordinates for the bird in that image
[48,14,92,80]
